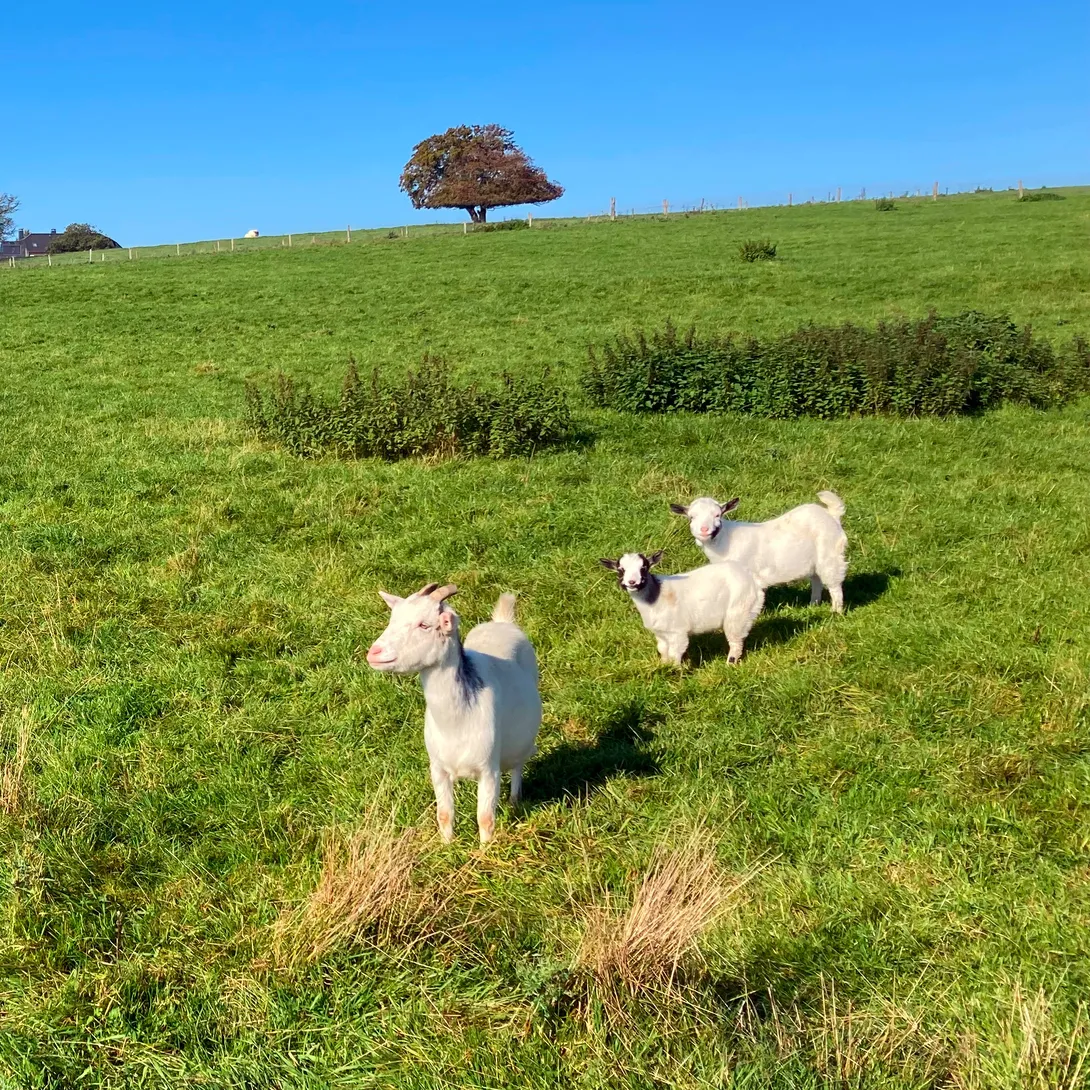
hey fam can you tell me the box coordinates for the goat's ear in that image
[438,610,455,634]
[668,503,689,516]
[720,497,740,514]
[599,558,620,571]
[646,549,664,567]
[378,591,403,610]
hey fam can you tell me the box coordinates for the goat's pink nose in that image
[366,643,386,661]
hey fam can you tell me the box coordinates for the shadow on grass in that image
[760,568,900,613]
[525,700,662,805]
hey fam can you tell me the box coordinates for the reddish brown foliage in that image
[400,124,563,222]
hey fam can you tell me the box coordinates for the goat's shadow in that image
[525,700,662,806]
[758,567,901,614]
[688,568,901,666]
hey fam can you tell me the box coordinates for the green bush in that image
[739,239,776,262]
[48,222,120,253]
[581,314,1090,419]
[1018,191,1064,202]
[874,197,896,211]
[245,355,574,459]
[473,218,530,233]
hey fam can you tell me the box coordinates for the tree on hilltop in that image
[48,223,120,253]
[0,192,18,241]
[399,125,563,224]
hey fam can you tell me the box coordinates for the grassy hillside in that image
[0,189,1089,1088]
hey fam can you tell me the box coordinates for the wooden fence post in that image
[836,187,842,203]
[788,193,792,206]
[231,238,235,251]
[737,196,743,210]
[287,234,292,247]
[609,197,616,220]
[932,181,938,201]
[128,248,132,259]
[48,254,52,267]
[176,243,180,255]
[1018,179,1024,199]
[528,212,533,227]
[463,222,468,235]
[346,225,351,243]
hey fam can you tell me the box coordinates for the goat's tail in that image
[492,593,518,624]
[817,490,845,522]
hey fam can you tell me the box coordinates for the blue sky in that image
[7,1,1087,245]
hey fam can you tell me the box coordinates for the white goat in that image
[599,550,764,665]
[670,491,848,612]
[367,582,541,845]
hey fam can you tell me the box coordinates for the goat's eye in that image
[418,622,430,630]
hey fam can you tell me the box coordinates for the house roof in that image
[0,231,56,257]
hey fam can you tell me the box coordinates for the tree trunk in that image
[478,206,488,223]
[462,206,480,223]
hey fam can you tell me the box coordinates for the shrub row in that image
[245,356,574,459]
[582,313,1090,418]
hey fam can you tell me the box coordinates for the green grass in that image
[1,188,1089,1088]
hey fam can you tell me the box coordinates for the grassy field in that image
[1,188,1089,1088]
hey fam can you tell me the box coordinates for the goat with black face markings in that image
[599,550,764,665]
[670,491,848,612]
[367,583,541,845]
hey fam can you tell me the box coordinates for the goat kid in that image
[670,491,848,612]
[367,583,541,845]
[600,550,764,665]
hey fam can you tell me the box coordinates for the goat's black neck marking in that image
[630,573,661,605]
[455,643,484,704]
[708,524,721,541]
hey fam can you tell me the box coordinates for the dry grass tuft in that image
[576,832,743,1005]
[954,981,1090,1090]
[272,808,426,967]
[0,708,32,816]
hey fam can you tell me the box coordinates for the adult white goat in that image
[367,583,541,845]
[599,550,764,665]
[669,491,848,612]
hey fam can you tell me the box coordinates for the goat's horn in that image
[416,582,440,598]
[429,584,458,602]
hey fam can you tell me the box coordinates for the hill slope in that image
[0,189,1088,1088]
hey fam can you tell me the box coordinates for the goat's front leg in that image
[665,634,688,665]
[476,766,500,845]
[430,763,455,843]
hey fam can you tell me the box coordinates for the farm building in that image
[0,228,58,259]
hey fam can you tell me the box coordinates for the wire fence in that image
[1,179,1063,272]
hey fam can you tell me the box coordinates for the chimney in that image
[50,228,57,235]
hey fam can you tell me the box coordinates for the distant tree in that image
[399,125,563,224]
[0,192,18,241]
[48,223,121,254]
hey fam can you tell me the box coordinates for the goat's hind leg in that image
[809,574,824,606]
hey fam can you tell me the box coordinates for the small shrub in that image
[739,238,776,262]
[874,197,896,211]
[582,313,1090,419]
[1018,191,1064,202]
[473,218,530,233]
[245,355,574,460]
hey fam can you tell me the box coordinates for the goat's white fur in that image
[601,551,764,665]
[368,584,541,845]
[672,491,848,612]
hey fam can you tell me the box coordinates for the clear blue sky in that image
[7,1,1087,245]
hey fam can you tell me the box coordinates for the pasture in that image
[0,188,1088,1088]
